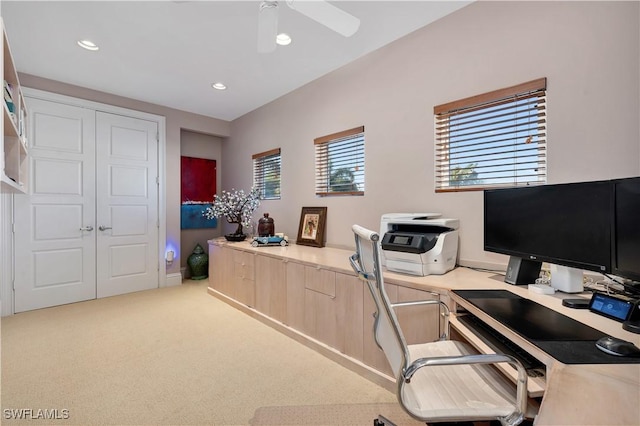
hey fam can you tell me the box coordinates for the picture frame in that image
[180,156,217,229]
[296,207,327,248]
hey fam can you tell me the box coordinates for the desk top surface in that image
[453,289,640,365]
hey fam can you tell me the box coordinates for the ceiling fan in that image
[257,0,361,53]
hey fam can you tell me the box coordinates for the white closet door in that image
[14,98,97,312]
[95,112,159,298]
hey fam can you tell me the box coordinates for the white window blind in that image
[434,78,547,192]
[314,126,365,196]
[253,148,281,200]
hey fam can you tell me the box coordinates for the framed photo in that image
[296,207,327,248]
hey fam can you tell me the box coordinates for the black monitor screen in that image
[613,177,640,282]
[484,181,613,274]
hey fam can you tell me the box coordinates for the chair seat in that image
[402,340,518,422]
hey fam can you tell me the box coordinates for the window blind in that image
[314,126,365,196]
[434,78,547,192]
[253,148,281,200]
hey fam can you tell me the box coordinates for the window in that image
[253,148,281,200]
[434,78,547,192]
[314,126,365,196]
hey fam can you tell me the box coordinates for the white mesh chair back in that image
[350,224,530,426]
[351,224,410,378]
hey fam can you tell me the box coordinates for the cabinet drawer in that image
[233,250,255,280]
[304,266,335,297]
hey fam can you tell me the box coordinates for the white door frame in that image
[0,87,167,316]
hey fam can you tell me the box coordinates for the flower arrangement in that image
[204,187,260,238]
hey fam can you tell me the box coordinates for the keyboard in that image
[458,313,545,377]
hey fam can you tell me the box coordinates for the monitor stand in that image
[504,256,541,285]
[550,264,584,293]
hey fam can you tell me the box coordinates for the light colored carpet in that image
[1,280,415,425]
[250,403,422,425]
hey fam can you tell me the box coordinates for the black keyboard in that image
[458,313,545,377]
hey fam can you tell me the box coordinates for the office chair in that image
[349,224,530,426]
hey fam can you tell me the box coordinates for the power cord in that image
[604,274,640,297]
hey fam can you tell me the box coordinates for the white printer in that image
[379,213,459,276]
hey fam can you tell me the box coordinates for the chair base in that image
[374,416,535,426]
[374,415,398,426]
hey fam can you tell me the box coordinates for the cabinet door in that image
[255,255,287,322]
[208,244,222,290]
[232,250,255,307]
[209,244,233,295]
[285,261,305,331]
[396,286,441,345]
[362,283,397,376]
[304,266,339,349]
[362,283,441,376]
[335,271,364,361]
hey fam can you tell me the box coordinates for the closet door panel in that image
[14,98,96,312]
[95,112,159,298]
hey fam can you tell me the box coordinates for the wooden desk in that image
[208,240,640,425]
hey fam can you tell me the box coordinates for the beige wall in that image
[18,73,231,276]
[223,1,640,269]
[180,130,223,276]
[13,1,640,274]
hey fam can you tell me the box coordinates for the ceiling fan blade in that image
[257,1,279,53]
[286,0,360,37]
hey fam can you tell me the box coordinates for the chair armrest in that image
[390,299,450,340]
[404,353,528,426]
[350,253,373,280]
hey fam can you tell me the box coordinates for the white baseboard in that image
[165,273,183,287]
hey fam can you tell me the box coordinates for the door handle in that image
[79,226,94,231]
[98,226,112,231]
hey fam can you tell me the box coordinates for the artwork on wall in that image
[296,207,327,247]
[181,156,217,229]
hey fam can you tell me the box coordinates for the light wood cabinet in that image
[396,286,441,344]
[335,271,364,360]
[304,266,339,348]
[285,260,305,330]
[287,263,364,360]
[208,241,439,379]
[254,255,287,322]
[232,249,255,307]
[208,244,233,296]
[362,282,441,375]
[1,20,28,193]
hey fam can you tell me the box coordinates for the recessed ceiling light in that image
[211,82,227,90]
[77,40,99,51]
[276,33,292,46]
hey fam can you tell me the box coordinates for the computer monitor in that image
[484,181,613,290]
[613,177,640,283]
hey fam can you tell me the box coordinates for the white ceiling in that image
[1,1,471,121]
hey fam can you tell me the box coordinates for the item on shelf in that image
[258,212,275,236]
[251,234,288,247]
[4,80,14,101]
[204,187,261,240]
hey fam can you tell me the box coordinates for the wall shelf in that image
[2,19,28,194]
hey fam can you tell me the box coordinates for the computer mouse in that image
[595,336,640,357]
